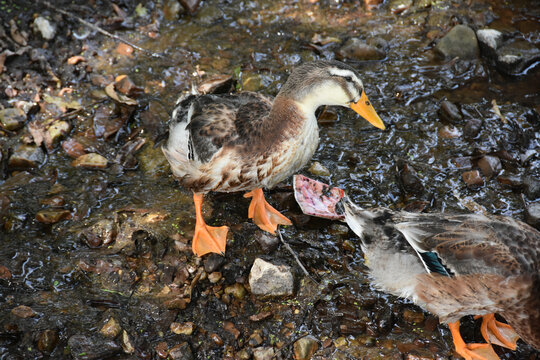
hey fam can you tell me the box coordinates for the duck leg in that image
[448,321,499,360]
[475,314,519,350]
[191,193,228,257]
[244,188,292,234]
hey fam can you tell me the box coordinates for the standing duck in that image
[294,175,540,360]
[162,60,385,257]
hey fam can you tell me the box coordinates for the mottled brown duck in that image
[162,60,385,257]
[294,175,540,360]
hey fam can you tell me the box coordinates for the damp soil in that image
[0,0,539,359]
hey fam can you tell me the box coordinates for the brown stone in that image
[477,155,502,179]
[11,305,37,318]
[37,329,59,353]
[170,321,194,335]
[462,170,484,188]
[36,209,71,224]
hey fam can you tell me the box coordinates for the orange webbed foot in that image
[191,193,228,257]
[449,321,500,360]
[244,188,292,234]
[475,314,519,350]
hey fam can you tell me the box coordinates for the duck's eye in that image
[344,76,353,82]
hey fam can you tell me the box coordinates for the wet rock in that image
[170,321,195,335]
[203,253,225,273]
[236,348,252,359]
[164,0,182,20]
[293,335,319,360]
[224,283,247,300]
[224,321,241,339]
[397,160,424,195]
[8,144,45,169]
[308,161,330,176]
[476,29,504,59]
[0,265,12,279]
[68,334,121,360]
[402,309,425,324]
[45,120,71,150]
[477,155,501,179]
[208,271,222,283]
[72,153,108,169]
[179,0,201,14]
[452,156,473,170]
[0,107,26,130]
[33,17,56,40]
[169,342,193,360]
[11,305,37,318]
[115,75,141,97]
[81,219,117,248]
[523,176,540,200]
[496,39,540,76]
[155,341,169,358]
[36,209,71,224]
[438,101,462,123]
[375,306,394,335]
[209,332,224,346]
[195,5,224,25]
[438,125,461,139]
[328,224,349,237]
[462,170,484,188]
[435,25,479,59]
[255,231,279,253]
[253,346,275,360]
[62,138,86,158]
[389,0,412,14]
[463,118,483,138]
[249,258,294,297]
[121,330,135,354]
[100,317,122,338]
[41,195,65,207]
[524,203,540,229]
[37,329,59,353]
[497,175,523,189]
[242,73,262,92]
[336,38,385,61]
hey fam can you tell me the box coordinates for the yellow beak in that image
[350,91,385,130]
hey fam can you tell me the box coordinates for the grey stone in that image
[249,258,293,297]
[293,336,319,360]
[169,342,194,360]
[524,176,540,200]
[525,203,540,229]
[476,29,503,53]
[435,24,479,59]
[463,118,483,138]
[438,100,462,123]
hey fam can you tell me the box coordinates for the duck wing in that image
[170,92,273,164]
[392,212,539,277]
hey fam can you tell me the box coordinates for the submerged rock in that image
[462,170,484,188]
[438,100,462,123]
[37,329,59,353]
[36,209,71,224]
[477,155,501,179]
[524,176,540,200]
[336,38,386,61]
[68,334,121,360]
[72,153,108,169]
[435,24,479,59]
[496,39,540,76]
[0,107,26,130]
[463,118,483,138]
[249,258,294,297]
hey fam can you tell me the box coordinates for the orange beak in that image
[350,91,385,130]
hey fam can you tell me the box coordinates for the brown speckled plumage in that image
[342,200,540,349]
[162,60,369,194]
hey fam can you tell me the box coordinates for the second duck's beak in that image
[350,91,385,130]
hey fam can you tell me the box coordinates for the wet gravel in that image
[1,0,539,359]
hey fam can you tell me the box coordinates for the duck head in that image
[278,60,385,130]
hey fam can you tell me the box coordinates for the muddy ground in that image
[0,0,539,359]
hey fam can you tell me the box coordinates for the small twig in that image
[277,228,319,285]
[40,0,165,58]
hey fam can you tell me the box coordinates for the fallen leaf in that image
[105,83,137,106]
